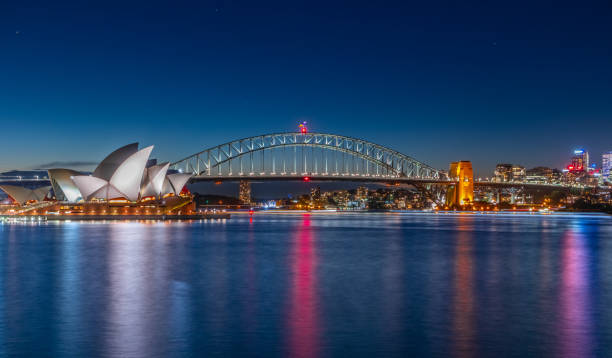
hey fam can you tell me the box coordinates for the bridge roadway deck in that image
[0,176,602,192]
[191,174,449,184]
[190,175,602,191]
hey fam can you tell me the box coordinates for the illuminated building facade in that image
[310,186,321,200]
[494,163,526,182]
[512,165,525,182]
[446,161,474,207]
[1,143,194,215]
[62,143,191,203]
[494,164,513,182]
[570,148,589,172]
[355,186,368,201]
[603,151,612,180]
[239,180,252,204]
[525,167,553,183]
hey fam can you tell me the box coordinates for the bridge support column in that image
[509,188,517,204]
[446,161,474,208]
[413,183,448,209]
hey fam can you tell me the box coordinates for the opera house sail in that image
[92,143,140,181]
[71,146,154,201]
[140,162,170,198]
[163,173,193,196]
[48,169,83,202]
[0,185,51,205]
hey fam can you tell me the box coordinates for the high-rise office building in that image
[603,151,612,179]
[570,149,589,171]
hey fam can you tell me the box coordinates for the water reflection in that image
[452,216,475,358]
[0,225,7,356]
[0,214,610,357]
[381,231,404,352]
[170,280,190,355]
[558,223,592,358]
[242,219,257,344]
[168,226,191,355]
[206,223,229,352]
[287,214,320,358]
[106,223,154,357]
[57,223,84,356]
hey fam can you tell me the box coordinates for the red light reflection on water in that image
[287,214,319,358]
[452,218,475,358]
[559,227,592,358]
[243,218,257,335]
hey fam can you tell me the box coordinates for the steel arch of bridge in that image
[171,132,444,180]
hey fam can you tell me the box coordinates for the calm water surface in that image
[1,212,612,357]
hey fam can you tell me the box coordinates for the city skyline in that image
[0,131,608,178]
[1,1,611,175]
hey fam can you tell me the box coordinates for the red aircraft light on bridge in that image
[303,176,310,182]
[299,121,308,134]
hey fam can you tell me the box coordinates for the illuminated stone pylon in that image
[446,161,474,208]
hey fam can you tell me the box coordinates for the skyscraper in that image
[571,149,589,171]
[603,151,612,179]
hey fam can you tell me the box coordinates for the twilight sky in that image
[1,0,611,176]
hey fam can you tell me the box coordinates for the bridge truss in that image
[171,132,444,180]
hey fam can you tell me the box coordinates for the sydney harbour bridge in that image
[168,131,600,206]
[1,130,603,206]
[170,132,444,183]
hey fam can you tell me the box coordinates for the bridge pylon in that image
[446,161,474,208]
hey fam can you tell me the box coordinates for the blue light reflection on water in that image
[0,213,611,357]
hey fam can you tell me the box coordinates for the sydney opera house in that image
[0,143,201,218]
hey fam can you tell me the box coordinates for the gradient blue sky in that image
[1,0,611,176]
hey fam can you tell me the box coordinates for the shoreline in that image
[228,209,609,216]
[228,209,610,216]
[0,213,230,221]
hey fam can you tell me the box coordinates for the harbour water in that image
[0,212,611,357]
